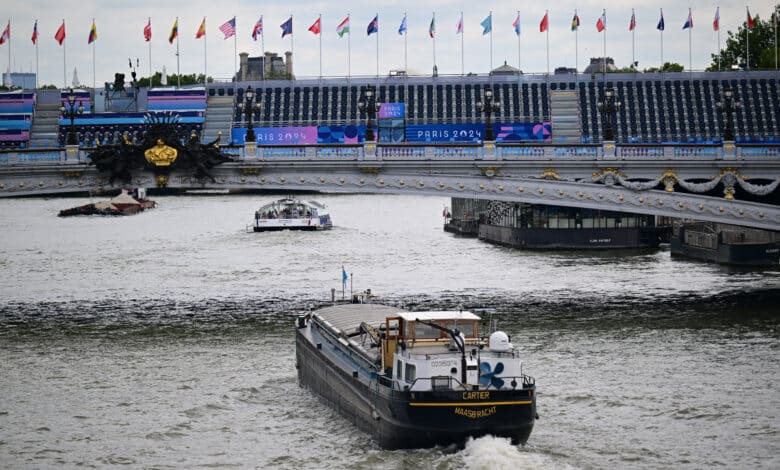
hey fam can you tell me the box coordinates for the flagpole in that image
[290,15,294,82]
[148,18,152,80]
[489,11,494,75]
[746,10,750,71]
[35,21,39,89]
[461,12,465,76]
[432,12,436,74]
[318,14,322,79]
[92,19,96,92]
[631,9,635,73]
[404,13,408,74]
[601,9,607,81]
[62,19,66,89]
[375,11,379,90]
[660,9,664,76]
[575,9,579,78]
[261,17,265,79]
[176,17,181,88]
[545,10,550,78]
[348,14,351,80]
[204,20,208,83]
[688,9,692,76]
[517,11,521,76]
[717,9,721,71]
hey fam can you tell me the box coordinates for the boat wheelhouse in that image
[295,303,537,449]
[253,198,332,232]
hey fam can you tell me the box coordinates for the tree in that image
[136,73,212,87]
[709,4,779,70]
[644,62,685,73]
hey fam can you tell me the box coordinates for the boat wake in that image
[460,436,577,470]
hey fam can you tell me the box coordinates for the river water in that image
[0,193,778,469]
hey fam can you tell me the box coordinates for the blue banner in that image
[405,124,484,142]
[378,103,406,119]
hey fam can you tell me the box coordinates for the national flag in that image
[481,13,492,35]
[337,16,349,38]
[571,13,580,31]
[31,20,38,45]
[457,13,464,34]
[143,18,151,42]
[657,9,665,31]
[252,16,263,41]
[88,20,97,44]
[0,21,9,45]
[196,17,206,39]
[398,15,407,35]
[429,15,435,38]
[169,18,178,44]
[513,13,521,36]
[55,20,66,45]
[682,9,693,30]
[308,17,321,35]
[367,15,378,36]
[746,7,755,29]
[540,12,549,33]
[342,266,348,286]
[281,17,293,38]
[596,12,606,32]
[219,17,236,39]
[629,11,636,31]
[713,7,720,31]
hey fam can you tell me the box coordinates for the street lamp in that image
[596,86,622,142]
[60,88,84,146]
[476,86,501,141]
[716,85,741,142]
[237,85,261,144]
[358,85,381,142]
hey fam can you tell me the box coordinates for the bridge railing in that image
[1,142,779,164]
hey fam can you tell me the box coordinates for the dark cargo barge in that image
[671,223,780,266]
[295,303,536,449]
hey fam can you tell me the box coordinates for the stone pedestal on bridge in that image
[64,145,80,164]
[244,143,257,160]
[602,141,616,160]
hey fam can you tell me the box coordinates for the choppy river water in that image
[1,193,778,469]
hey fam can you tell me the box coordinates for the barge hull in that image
[296,328,535,449]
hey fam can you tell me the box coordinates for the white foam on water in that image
[461,435,577,470]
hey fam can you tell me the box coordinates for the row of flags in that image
[0,8,760,48]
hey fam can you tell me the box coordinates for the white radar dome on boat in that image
[489,331,512,352]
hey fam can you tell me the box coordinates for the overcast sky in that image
[1,1,774,88]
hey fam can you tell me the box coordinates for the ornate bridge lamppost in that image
[60,88,84,146]
[358,85,381,142]
[237,85,261,144]
[716,85,741,142]
[477,85,500,141]
[596,86,622,142]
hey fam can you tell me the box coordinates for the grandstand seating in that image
[0,92,35,149]
[57,88,206,147]
[215,72,780,144]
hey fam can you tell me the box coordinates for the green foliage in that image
[643,62,685,73]
[709,5,779,70]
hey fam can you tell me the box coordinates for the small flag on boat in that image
[342,266,348,286]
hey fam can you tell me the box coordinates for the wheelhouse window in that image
[405,363,416,383]
[396,359,402,380]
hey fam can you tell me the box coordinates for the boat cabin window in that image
[408,320,479,340]
[396,359,402,380]
[404,363,416,383]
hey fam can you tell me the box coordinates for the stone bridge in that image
[1,142,779,231]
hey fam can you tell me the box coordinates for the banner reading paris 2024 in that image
[233,122,551,145]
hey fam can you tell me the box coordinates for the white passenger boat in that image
[253,198,332,232]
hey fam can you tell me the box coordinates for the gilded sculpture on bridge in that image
[88,112,231,186]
